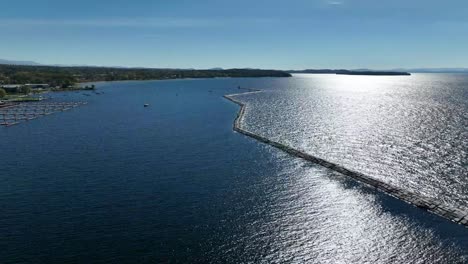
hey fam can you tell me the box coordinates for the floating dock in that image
[224,90,468,228]
[1,101,87,127]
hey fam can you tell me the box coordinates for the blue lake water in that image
[1,75,467,263]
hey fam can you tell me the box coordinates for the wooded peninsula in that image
[289,69,411,76]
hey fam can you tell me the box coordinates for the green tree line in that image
[0,64,291,87]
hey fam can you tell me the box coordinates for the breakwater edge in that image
[223,90,468,228]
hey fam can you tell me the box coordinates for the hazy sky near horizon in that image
[1,0,467,69]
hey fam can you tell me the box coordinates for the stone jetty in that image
[224,90,468,228]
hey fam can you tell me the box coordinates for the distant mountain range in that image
[289,68,468,74]
[0,59,230,71]
[1,59,467,73]
[0,59,131,68]
[0,59,41,66]
[391,68,468,73]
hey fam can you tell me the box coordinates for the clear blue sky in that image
[1,0,467,69]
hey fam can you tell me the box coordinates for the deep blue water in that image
[1,76,467,263]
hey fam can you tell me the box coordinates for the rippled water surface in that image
[237,74,468,210]
[1,76,467,263]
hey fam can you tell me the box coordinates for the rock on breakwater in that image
[223,90,468,228]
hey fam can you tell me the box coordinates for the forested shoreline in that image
[0,64,291,88]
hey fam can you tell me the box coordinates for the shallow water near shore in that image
[1,75,467,263]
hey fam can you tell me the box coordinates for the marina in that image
[0,101,88,127]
